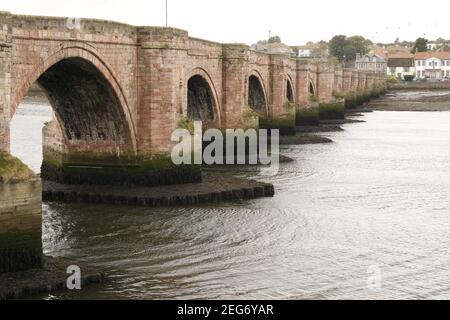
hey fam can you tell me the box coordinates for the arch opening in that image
[36,57,131,144]
[10,57,134,173]
[309,81,316,96]
[10,84,53,173]
[287,79,294,103]
[248,75,267,114]
[187,75,215,123]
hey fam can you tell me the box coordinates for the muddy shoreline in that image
[369,90,450,112]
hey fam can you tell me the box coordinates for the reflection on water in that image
[11,101,450,300]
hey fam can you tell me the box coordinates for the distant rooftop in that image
[415,51,450,60]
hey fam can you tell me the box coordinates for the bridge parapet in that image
[11,14,137,44]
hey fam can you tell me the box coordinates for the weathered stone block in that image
[0,176,42,274]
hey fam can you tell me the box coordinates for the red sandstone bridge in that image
[0,12,387,277]
[0,12,386,186]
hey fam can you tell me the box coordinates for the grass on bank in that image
[0,151,35,185]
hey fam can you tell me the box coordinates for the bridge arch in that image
[11,43,137,153]
[248,71,269,116]
[286,75,295,104]
[308,78,317,97]
[186,68,221,127]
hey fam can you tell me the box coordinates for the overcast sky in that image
[1,0,449,45]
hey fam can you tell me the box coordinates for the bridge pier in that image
[41,118,201,187]
[317,62,345,120]
[259,54,296,135]
[294,60,320,126]
[222,44,249,129]
[0,153,42,274]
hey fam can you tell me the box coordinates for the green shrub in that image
[178,116,195,134]
[403,74,414,82]
[386,75,398,84]
[0,151,35,184]
[243,105,259,129]
[332,90,345,100]
[309,95,319,103]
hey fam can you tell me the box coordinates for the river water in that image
[10,93,450,300]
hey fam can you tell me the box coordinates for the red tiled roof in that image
[415,51,450,60]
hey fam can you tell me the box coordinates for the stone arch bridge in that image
[0,12,387,274]
[0,12,386,186]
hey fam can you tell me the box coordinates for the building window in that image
[404,67,410,73]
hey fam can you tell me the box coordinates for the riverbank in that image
[389,81,450,91]
[280,134,332,145]
[369,90,450,112]
[0,256,103,299]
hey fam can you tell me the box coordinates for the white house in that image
[415,52,450,80]
[297,46,313,58]
[427,42,438,51]
[386,53,415,79]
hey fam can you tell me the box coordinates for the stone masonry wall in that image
[316,62,335,103]
[0,178,42,273]
[0,12,12,152]
[42,114,66,160]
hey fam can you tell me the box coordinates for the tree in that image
[329,35,369,62]
[412,38,428,53]
[329,35,348,62]
[311,41,329,58]
[268,36,281,44]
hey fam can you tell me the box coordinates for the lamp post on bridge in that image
[165,0,168,27]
